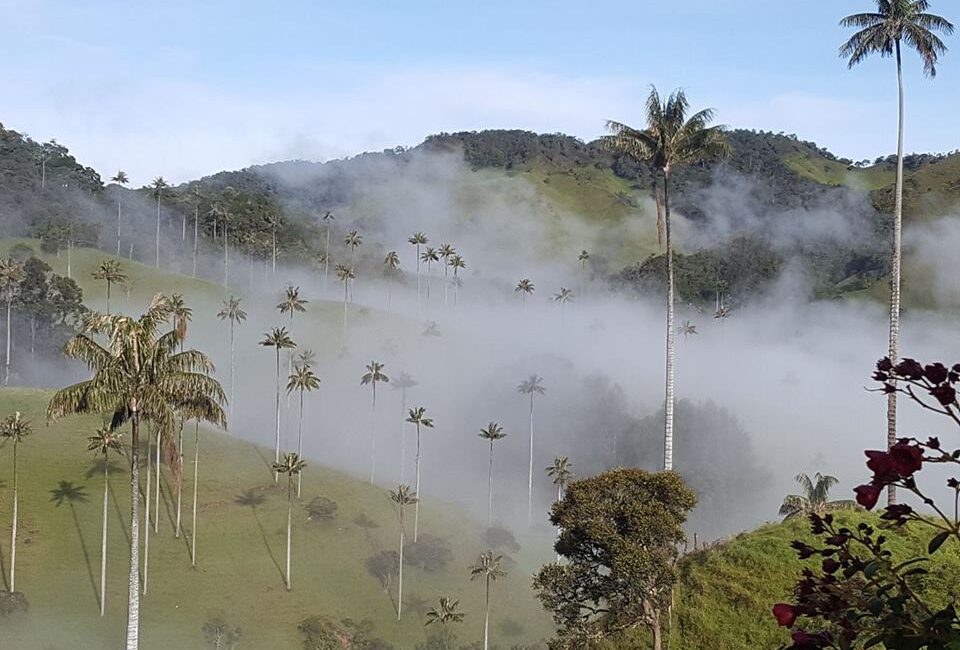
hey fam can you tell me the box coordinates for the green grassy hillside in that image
[0,389,552,649]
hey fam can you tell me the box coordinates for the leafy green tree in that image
[517,375,546,524]
[217,296,247,421]
[603,86,728,472]
[288,364,320,497]
[91,259,127,315]
[533,469,696,650]
[515,279,535,307]
[389,483,418,620]
[1,412,31,592]
[406,406,434,542]
[88,426,122,616]
[361,361,390,484]
[48,294,226,649]
[778,472,858,521]
[111,171,129,256]
[273,452,306,591]
[470,551,507,650]
[261,327,296,482]
[840,0,953,506]
[478,422,507,527]
[0,258,25,385]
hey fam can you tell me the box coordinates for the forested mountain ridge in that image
[2,120,959,307]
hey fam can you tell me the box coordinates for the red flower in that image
[773,603,797,627]
[924,363,949,384]
[855,483,882,510]
[930,384,956,406]
[894,359,924,380]
[790,630,830,649]
[889,442,923,477]
[865,450,896,482]
[821,558,841,574]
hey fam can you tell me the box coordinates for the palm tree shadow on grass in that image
[250,444,275,478]
[234,489,284,583]
[50,481,99,610]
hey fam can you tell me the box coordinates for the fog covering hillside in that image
[3,120,960,545]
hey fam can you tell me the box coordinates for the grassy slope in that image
[784,153,895,190]
[669,512,960,650]
[0,388,552,649]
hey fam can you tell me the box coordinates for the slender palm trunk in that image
[67,239,72,278]
[143,438,151,595]
[387,277,393,312]
[155,195,161,268]
[154,429,160,533]
[181,213,186,242]
[663,170,676,472]
[414,425,422,542]
[527,394,534,525]
[96,452,110,616]
[274,349,281,483]
[106,281,112,315]
[117,198,122,256]
[297,391,304,498]
[416,244,422,317]
[399,390,407,483]
[223,223,229,290]
[487,442,494,528]
[191,422,199,567]
[397,511,405,620]
[426,262,432,304]
[483,577,491,650]
[175,423,183,538]
[9,441,18,592]
[324,228,330,293]
[127,414,141,650]
[342,283,348,341]
[285,476,293,591]
[369,384,377,484]
[272,227,277,275]
[887,43,905,507]
[555,484,563,563]
[5,298,12,386]
[228,322,236,422]
[192,202,199,278]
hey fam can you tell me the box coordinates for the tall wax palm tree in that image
[47,294,226,649]
[111,171,129,256]
[277,286,308,396]
[426,596,465,627]
[384,251,401,311]
[260,328,296,482]
[517,375,546,524]
[546,456,573,562]
[335,264,355,340]
[392,372,417,482]
[577,250,591,300]
[840,0,953,505]
[478,422,507,528]
[167,294,193,537]
[0,258,25,386]
[92,260,128,315]
[191,187,202,277]
[287,365,320,497]
[361,361,390,484]
[185,398,225,568]
[438,244,455,305]
[389,484,418,620]
[408,232,428,315]
[420,247,439,305]
[449,254,466,305]
[322,211,335,292]
[515,278,535,307]
[297,348,316,368]
[1,412,31,592]
[344,230,362,300]
[469,551,507,650]
[150,177,169,268]
[88,427,123,616]
[273,452,306,591]
[603,86,729,472]
[217,296,247,421]
[553,287,574,306]
[779,472,858,521]
[406,406,434,542]
[678,320,698,337]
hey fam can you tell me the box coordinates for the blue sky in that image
[2,0,958,184]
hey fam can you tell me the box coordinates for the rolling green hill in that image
[0,388,553,649]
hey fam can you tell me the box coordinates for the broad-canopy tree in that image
[839,0,953,505]
[47,294,226,650]
[533,468,696,650]
[603,86,728,472]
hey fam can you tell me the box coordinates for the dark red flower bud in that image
[855,483,882,510]
[948,478,959,489]
[894,359,924,380]
[930,384,956,406]
[877,358,893,372]
[881,503,913,525]
[821,558,840,574]
[926,437,941,450]
[883,383,896,394]
[773,603,797,627]
[865,450,897,483]
[791,541,817,559]
[889,442,923,477]
[790,630,830,649]
[952,363,960,374]
[924,363,949,384]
